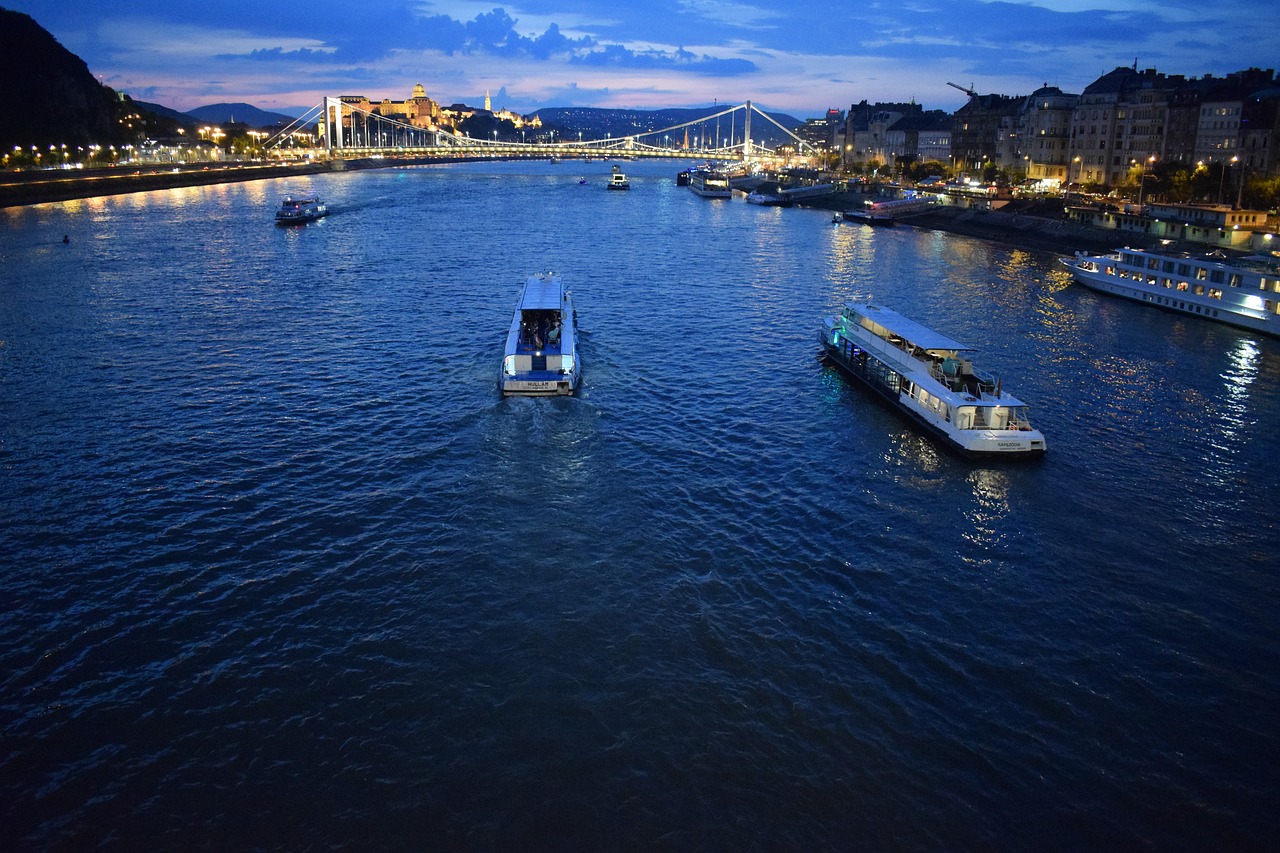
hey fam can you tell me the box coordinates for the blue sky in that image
[6,1,1278,118]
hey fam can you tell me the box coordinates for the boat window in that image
[1162,278,1173,289]
[1147,275,1157,285]
[1210,270,1224,284]
[1229,274,1242,287]
[1195,268,1208,280]
[1194,285,1205,296]
[1177,263,1190,275]
[1147,258,1160,270]
[1177,282,1189,291]
[1162,261,1175,273]
[1208,288,1222,300]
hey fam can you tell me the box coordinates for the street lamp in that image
[1137,155,1156,209]
[1218,155,1237,205]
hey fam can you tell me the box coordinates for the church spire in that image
[485,90,491,111]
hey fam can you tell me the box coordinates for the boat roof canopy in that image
[520,275,563,310]
[846,303,972,353]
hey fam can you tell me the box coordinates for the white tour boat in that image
[607,165,630,191]
[820,303,1046,458]
[689,169,731,198]
[500,273,580,396]
[275,196,327,224]
[1060,247,1280,337]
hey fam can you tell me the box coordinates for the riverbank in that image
[796,191,1173,256]
[0,155,501,209]
[3,160,1163,257]
[0,161,338,208]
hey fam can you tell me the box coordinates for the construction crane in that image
[947,82,978,98]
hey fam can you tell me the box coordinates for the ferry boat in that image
[500,273,580,396]
[819,303,1046,458]
[689,169,731,198]
[607,165,630,191]
[1060,247,1280,337]
[275,196,327,224]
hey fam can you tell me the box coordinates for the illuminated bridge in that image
[263,98,819,164]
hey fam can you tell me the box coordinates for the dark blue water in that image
[2,160,1278,850]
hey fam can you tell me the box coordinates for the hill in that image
[0,7,191,150]
[186,103,298,128]
[0,6,123,148]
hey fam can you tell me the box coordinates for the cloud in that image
[571,44,756,76]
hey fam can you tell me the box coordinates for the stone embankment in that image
[797,192,1170,256]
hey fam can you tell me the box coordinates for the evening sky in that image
[5,1,1278,118]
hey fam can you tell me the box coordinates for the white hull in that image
[1061,250,1280,337]
[821,304,1046,458]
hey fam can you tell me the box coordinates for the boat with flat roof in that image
[820,303,1046,458]
[607,165,630,191]
[500,273,580,396]
[275,196,327,224]
[1060,247,1280,337]
[689,168,731,198]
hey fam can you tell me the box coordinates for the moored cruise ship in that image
[1060,247,1280,337]
[500,273,580,396]
[820,304,1046,458]
[689,168,731,198]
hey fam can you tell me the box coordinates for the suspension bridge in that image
[261,99,819,163]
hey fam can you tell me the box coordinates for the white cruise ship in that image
[1060,247,1280,337]
[820,304,1046,458]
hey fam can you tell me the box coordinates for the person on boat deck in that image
[547,318,561,346]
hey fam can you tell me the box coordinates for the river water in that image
[1,159,1277,850]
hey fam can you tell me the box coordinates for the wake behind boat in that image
[820,303,1046,458]
[275,196,327,224]
[1060,247,1280,337]
[500,273,580,396]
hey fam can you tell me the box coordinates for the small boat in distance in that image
[841,208,893,226]
[745,183,792,206]
[1060,247,1280,337]
[607,165,630,191]
[820,303,1046,458]
[501,273,580,396]
[275,197,327,224]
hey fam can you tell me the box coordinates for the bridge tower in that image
[743,100,752,161]
[323,97,345,151]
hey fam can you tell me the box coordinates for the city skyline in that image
[5,0,1279,118]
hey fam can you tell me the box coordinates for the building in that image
[950,92,1022,174]
[1016,85,1078,188]
[1068,66,1280,188]
[843,101,922,168]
